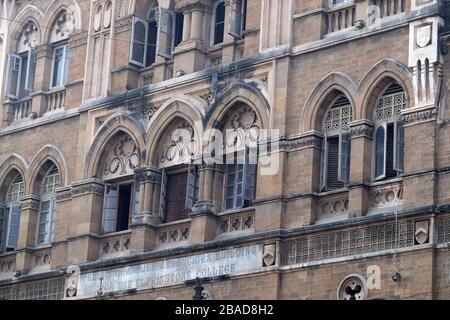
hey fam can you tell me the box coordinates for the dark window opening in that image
[214,2,225,45]
[174,12,184,47]
[147,21,158,66]
[117,184,132,232]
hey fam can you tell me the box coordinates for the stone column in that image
[32,44,53,116]
[66,179,105,265]
[190,163,218,244]
[130,167,162,253]
[348,120,374,218]
[51,186,72,269]
[14,195,40,274]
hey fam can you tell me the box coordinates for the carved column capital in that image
[20,195,41,211]
[135,166,162,184]
[348,120,375,139]
[280,132,323,152]
[402,107,437,125]
[175,0,213,12]
[70,179,105,197]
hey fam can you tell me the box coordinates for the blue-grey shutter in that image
[7,204,21,250]
[102,185,118,233]
[228,0,243,38]
[50,198,57,242]
[394,122,405,173]
[130,16,148,67]
[243,148,257,201]
[156,8,175,59]
[338,132,351,183]
[185,164,197,211]
[133,180,140,216]
[0,206,5,252]
[37,200,51,245]
[4,53,22,99]
[25,48,36,91]
[374,124,387,181]
[159,170,167,221]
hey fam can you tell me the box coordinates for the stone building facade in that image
[0,0,449,300]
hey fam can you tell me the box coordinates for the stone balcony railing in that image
[326,3,357,34]
[0,253,16,280]
[46,88,66,112]
[29,247,52,275]
[371,0,405,19]
[98,230,131,260]
[12,97,32,121]
[157,220,191,247]
[217,208,255,236]
[316,191,350,224]
[368,180,403,215]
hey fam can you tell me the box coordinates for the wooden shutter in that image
[374,124,387,181]
[156,8,175,59]
[25,48,36,92]
[159,169,167,221]
[165,171,188,223]
[243,148,257,201]
[4,53,22,99]
[102,185,118,233]
[320,136,328,191]
[394,122,405,173]
[385,123,397,179]
[130,16,148,67]
[6,204,21,250]
[326,137,342,190]
[0,206,5,252]
[185,164,197,211]
[228,0,243,38]
[338,132,351,183]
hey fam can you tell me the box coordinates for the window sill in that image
[317,188,349,197]
[101,229,132,238]
[218,206,256,217]
[369,177,403,188]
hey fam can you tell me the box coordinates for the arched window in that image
[130,3,183,67]
[36,165,60,245]
[213,1,226,45]
[321,95,352,191]
[99,132,141,234]
[4,21,38,100]
[222,104,259,211]
[373,82,406,181]
[0,174,24,252]
[49,11,72,88]
[155,118,198,223]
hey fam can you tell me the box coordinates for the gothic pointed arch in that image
[0,154,28,202]
[9,8,43,52]
[300,72,358,133]
[205,81,271,132]
[146,99,204,165]
[42,0,82,42]
[28,145,68,195]
[358,58,414,121]
[85,113,146,179]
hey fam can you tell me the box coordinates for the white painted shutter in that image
[394,122,405,173]
[374,124,387,181]
[4,53,22,99]
[228,0,243,38]
[243,148,257,201]
[102,185,118,233]
[185,164,197,211]
[130,16,148,67]
[6,204,21,250]
[156,8,175,59]
[159,169,167,221]
[338,132,351,183]
[25,48,36,91]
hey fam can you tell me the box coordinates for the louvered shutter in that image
[133,181,140,216]
[25,48,36,91]
[156,8,175,59]
[228,0,243,38]
[4,53,22,99]
[374,124,387,181]
[326,137,343,190]
[130,16,148,67]
[6,204,21,250]
[159,169,167,221]
[394,122,405,173]
[185,164,197,211]
[385,123,397,179]
[338,132,351,184]
[0,206,5,252]
[320,136,328,191]
[243,148,257,201]
[165,171,188,223]
[102,185,118,233]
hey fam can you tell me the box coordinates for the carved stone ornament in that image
[50,11,75,43]
[65,266,81,298]
[156,118,198,168]
[416,24,432,48]
[17,22,39,53]
[262,244,276,267]
[99,132,141,180]
[338,274,368,300]
[415,220,429,245]
[223,104,261,153]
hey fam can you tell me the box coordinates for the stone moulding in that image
[115,16,133,34]
[69,32,88,48]
[402,107,437,125]
[280,133,323,152]
[348,121,374,138]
